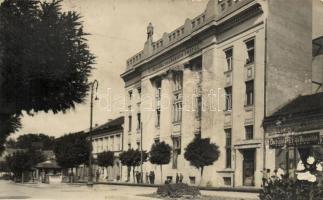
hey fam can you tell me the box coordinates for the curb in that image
[74,181,261,193]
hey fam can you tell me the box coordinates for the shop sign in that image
[269,132,321,149]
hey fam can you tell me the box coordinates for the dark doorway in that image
[243,149,255,186]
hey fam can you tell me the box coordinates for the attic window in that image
[221,3,225,11]
[192,21,196,28]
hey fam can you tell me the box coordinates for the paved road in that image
[0,180,259,200]
[0,180,158,200]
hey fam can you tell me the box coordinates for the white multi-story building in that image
[120,0,323,187]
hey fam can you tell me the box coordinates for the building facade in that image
[263,92,323,183]
[91,117,124,182]
[120,0,321,187]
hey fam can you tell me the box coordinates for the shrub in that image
[157,183,201,198]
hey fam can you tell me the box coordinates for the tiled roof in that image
[91,116,124,135]
[264,92,323,123]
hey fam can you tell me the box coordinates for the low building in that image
[263,92,323,181]
[90,116,124,182]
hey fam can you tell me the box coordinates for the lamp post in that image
[87,80,99,187]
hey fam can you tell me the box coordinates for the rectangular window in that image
[137,87,141,97]
[224,48,233,71]
[111,136,114,151]
[225,129,232,168]
[173,102,182,123]
[173,72,183,123]
[245,39,255,64]
[128,90,133,100]
[156,79,162,99]
[116,135,121,151]
[173,72,183,91]
[128,115,132,132]
[245,125,254,140]
[156,108,161,127]
[137,113,141,130]
[225,87,232,111]
[245,80,254,106]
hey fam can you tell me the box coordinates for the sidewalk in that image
[76,180,261,193]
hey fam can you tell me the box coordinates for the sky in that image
[15,0,208,138]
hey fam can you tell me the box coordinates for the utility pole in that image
[87,80,99,187]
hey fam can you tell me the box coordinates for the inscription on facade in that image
[269,132,321,149]
[149,44,200,72]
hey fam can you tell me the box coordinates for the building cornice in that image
[121,2,263,85]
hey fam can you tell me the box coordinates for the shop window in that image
[245,125,254,140]
[245,39,255,65]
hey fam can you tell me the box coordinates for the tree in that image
[149,141,171,183]
[184,137,220,185]
[97,151,115,179]
[0,0,95,150]
[6,149,45,183]
[119,149,134,182]
[119,148,148,183]
[53,132,91,171]
[0,114,21,153]
[15,133,55,150]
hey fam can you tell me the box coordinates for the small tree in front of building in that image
[97,151,115,180]
[119,149,135,182]
[149,141,172,184]
[132,149,148,183]
[120,148,148,183]
[184,137,220,185]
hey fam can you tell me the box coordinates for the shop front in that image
[263,92,323,181]
[268,132,323,179]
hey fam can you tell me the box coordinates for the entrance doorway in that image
[242,149,255,186]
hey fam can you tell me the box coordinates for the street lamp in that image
[87,80,99,187]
